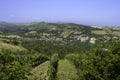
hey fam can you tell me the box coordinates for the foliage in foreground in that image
[66,41,120,80]
[0,49,30,80]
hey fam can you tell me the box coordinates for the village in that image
[38,30,120,44]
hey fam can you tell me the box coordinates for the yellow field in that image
[92,30,120,36]
[92,30,106,35]
[6,35,21,38]
[28,61,50,80]
[0,42,27,52]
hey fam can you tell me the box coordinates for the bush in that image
[0,49,30,80]
[31,54,49,67]
[48,54,59,80]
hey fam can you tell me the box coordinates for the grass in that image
[28,31,37,34]
[61,30,73,38]
[28,61,50,80]
[91,30,106,35]
[92,30,120,36]
[0,42,27,52]
[6,35,21,38]
[113,31,120,36]
[57,59,78,80]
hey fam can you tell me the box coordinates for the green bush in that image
[48,54,59,80]
[0,49,31,80]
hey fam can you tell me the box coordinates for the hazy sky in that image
[0,0,120,26]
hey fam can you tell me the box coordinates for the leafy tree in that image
[0,49,30,80]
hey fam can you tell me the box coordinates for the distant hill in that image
[0,22,93,36]
[0,22,119,38]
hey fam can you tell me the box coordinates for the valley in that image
[0,22,120,80]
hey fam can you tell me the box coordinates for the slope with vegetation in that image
[57,59,78,80]
[0,22,120,80]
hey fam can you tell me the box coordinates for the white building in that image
[90,37,96,44]
[80,36,89,42]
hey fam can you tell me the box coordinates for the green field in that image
[57,59,78,80]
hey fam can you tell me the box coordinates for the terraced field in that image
[28,61,50,80]
[57,59,78,80]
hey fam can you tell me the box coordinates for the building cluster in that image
[38,31,97,44]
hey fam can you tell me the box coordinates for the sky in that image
[0,0,120,26]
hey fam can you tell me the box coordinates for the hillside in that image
[0,22,120,80]
[0,41,27,53]
[28,61,50,80]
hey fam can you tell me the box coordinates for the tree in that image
[0,49,30,80]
